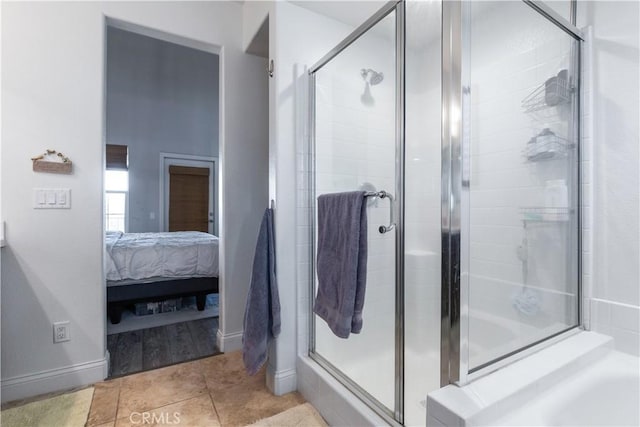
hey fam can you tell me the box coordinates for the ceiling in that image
[290,1,388,29]
[289,0,442,46]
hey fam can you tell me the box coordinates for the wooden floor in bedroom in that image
[107,317,221,378]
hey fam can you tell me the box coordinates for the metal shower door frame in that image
[441,0,585,386]
[308,0,585,420]
[307,1,406,425]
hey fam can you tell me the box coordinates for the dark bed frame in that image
[107,277,219,324]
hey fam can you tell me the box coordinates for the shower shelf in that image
[521,69,573,114]
[523,135,575,162]
[521,207,573,223]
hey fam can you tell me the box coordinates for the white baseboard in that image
[1,355,108,403]
[266,365,297,396]
[216,329,243,352]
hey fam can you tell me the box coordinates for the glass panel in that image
[543,1,572,23]
[106,192,126,232]
[404,0,442,425]
[313,10,397,412]
[465,1,579,370]
[105,170,129,192]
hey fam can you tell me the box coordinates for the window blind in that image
[106,144,128,170]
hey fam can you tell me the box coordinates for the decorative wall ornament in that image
[31,149,73,174]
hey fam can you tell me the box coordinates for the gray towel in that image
[313,191,368,339]
[243,208,280,375]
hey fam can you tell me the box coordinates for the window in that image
[105,191,126,232]
[105,169,128,232]
[105,144,129,232]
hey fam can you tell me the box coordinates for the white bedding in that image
[105,231,219,282]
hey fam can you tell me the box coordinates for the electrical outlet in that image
[53,321,70,343]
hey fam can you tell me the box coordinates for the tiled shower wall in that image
[579,0,640,356]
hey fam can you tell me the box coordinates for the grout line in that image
[112,391,210,425]
[113,378,123,423]
[207,390,223,425]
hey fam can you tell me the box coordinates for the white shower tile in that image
[582,250,591,275]
[582,229,591,253]
[610,303,640,332]
[581,183,591,206]
[581,160,591,184]
[582,206,591,228]
[590,299,611,326]
[610,327,640,356]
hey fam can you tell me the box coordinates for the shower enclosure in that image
[307,1,582,425]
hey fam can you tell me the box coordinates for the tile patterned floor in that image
[87,351,305,427]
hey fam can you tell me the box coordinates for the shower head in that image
[361,68,384,85]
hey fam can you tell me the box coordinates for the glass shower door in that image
[310,7,399,418]
[462,0,581,374]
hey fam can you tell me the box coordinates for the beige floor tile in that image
[212,388,305,427]
[87,378,121,426]
[117,360,207,419]
[199,351,250,392]
[200,351,305,426]
[114,395,220,427]
[93,422,116,427]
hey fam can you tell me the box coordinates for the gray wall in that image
[107,26,219,232]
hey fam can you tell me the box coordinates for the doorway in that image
[160,154,218,235]
[104,21,222,377]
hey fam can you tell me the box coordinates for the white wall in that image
[106,26,219,233]
[1,3,107,402]
[242,1,270,55]
[578,0,640,356]
[1,1,268,401]
[270,2,348,398]
[265,0,359,405]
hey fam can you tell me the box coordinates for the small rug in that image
[247,403,328,427]
[1,387,94,427]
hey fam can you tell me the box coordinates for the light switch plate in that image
[34,188,71,209]
[46,191,56,205]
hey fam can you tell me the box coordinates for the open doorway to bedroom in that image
[104,21,221,377]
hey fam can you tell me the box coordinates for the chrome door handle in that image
[364,190,395,234]
[377,191,395,234]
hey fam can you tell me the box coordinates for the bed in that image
[105,231,219,324]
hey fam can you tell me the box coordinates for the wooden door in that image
[168,166,210,232]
